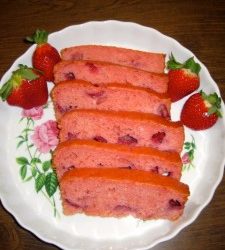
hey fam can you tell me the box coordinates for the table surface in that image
[0,1,225,249]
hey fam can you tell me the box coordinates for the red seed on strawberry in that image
[26,29,61,82]
[0,64,48,109]
[181,90,222,130]
[167,54,201,102]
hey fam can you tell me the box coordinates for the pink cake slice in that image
[51,80,171,120]
[60,45,165,73]
[59,109,184,153]
[53,139,182,180]
[53,60,168,93]
[60,168,190,220]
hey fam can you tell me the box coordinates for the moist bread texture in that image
[59,109,184,153]
[60,168,190,220]
[51,80,171,119]
[53,139,182,179]
[53,60,168,93]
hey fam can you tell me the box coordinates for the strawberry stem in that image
[26,29,48,45]
[166,53,183,69]
[167,53,201,75]
[200,90,222,117]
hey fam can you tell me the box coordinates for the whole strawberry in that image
[167,54,201,102]
[0,64,48,109]
[181,91,222,130]
[26,29,61,81]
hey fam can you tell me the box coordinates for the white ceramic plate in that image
[0,20,225,250]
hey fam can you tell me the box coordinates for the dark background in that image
[0,1,225,249]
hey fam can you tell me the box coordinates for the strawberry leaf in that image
[184,57,201,75]
[167,54,201,75]
[17,64,38,81]
[208,106,217,115]
[200,91,222,117]
[166,53,183,70]
[200,90,207,100]
[26,29,48,44]
[0,80,13,101]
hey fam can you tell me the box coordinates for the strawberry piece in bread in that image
[59,109,184,153]
[53,139,182,180]
[51,80,171,119]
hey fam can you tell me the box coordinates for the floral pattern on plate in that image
[16,105,59,217]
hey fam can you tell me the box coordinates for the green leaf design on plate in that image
[24,176,33,182]
[22,128,33,133]
[31,165,37,177]
[15,116,60,217]
[17,135,25,140]
[184,142,191,149]
[42,160,51,172]
[17,140,25,149]
[45,172,58,197]
[31,157,41,164]
[20,165,27,180]
[35,173,46,192]
[16,156,29,165]
[182,135,196,172]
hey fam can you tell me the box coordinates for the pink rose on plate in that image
[181,152,191,164]
[31,120,59,153]
[22,106,44,120]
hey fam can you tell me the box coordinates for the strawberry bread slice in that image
[59,109,184,153]
[60,45,165,73]
[51,80,171,119]
[53,139,182,180]
[60,168,190,220]
[53,60,168,93]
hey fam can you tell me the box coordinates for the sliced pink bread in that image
[53,60,168,93]
[59,109,184,153]
[60,45,165,73]
[53,139,182,180]
[60,168,190,220]
[51,80,171,119]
